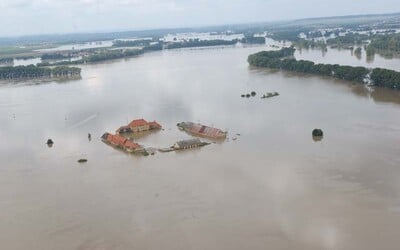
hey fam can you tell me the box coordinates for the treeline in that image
[0,65,81,80]
[371,68,400,89]
[85,49,143,62]
[250,47,296,59]
[248,47,400,89]
[368,33,400,53]
[294,39,327,50]
[164,39,238,49]
[327,33,368,46]
[41,53,71,60]
[241,36,265,44]
[267,28,310,42]
[0,57,13,64]
[112,39,153,47]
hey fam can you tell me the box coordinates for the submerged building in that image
[173,138,210,150]
[117,119,162,134]
[101,132,144,153]
[177,122,227,139]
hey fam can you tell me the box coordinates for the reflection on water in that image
[1,45,400,250]
[295,46,400,71]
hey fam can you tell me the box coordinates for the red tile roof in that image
[128,119,149,128]
[149,121,162,129]
[124,140,141,150]
[105,133,141,150]
[108,134,128,146]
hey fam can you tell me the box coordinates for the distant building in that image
[117,119,162,134]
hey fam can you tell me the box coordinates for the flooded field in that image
[295,46,400,71]
[1,45,400,250]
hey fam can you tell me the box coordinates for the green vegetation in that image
[164,39,237,49]
[85,49,143,62]
[366,46,376,57]
[293,39,327,50]
[241,35,266,44]
[112,39,153,47]
[0,65,81,80]
[41,53,71,60]
[0,57,13,64]
[354,47,362,55]
[368,33,400,57]
[371,68,400,89]
[248,47,400,89]
[142,43,163,52]
[327,33,368,46]
[267,28,310,42]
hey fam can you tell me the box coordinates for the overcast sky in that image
[1,0,399,37]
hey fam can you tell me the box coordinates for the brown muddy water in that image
[1,45,400,250]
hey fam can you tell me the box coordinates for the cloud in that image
[0,0,399,36]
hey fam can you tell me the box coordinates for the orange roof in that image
[128,119,149,128]
[124,140,141,150]
[108,134,128,146]
[149,121,162,129]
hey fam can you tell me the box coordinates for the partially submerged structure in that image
[101,132,144,153]
[117,119,162,134]
[177,122,227,139]
[261,92,279,98]
[173,138,210,150]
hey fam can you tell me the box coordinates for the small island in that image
[0,65,81,81]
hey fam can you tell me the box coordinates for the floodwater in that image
[1,45,400,250]
[162,32,245,42]
[295,46,400,71]
[37,41,113,52]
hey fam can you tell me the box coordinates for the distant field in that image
[0,44,55,58]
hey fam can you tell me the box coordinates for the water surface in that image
[1,45,400,250]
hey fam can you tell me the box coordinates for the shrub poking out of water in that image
[251,91,256,96]
[246,94,251,98]
[312,129,324,137]
[241,94,245,97]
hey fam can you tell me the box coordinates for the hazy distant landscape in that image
[2,2,400,250]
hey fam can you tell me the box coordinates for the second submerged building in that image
[117,119,162,134]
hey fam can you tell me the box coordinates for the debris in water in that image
[88,133,92,141]
[78,159,88,163]
[46,139,54,147]
[312,129,324,142]
[312,129,324,137]
[261,92,280,98]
